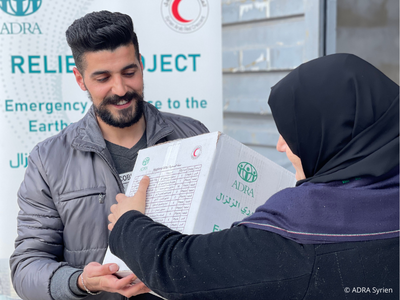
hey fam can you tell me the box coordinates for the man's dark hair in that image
[66,11,140,72]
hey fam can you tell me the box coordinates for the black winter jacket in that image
[110,211,399,300]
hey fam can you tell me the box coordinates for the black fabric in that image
[110,211,399,300]
[238,167,399,243]
[268,53,399,184]
[131,293,162,300]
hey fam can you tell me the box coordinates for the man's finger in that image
[112,273,137,290]
[87,263,120,277]
[120,281,151,297]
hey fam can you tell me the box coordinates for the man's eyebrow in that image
[90,63,139,78]
[90,69,109,78]
[121,63,139,71]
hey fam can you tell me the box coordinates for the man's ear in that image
[73,67,87,91]
[139,54,144,72]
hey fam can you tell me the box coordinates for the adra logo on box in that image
[141,157,150,172]
[230,162,257,199]
[237,162,258,183]
[142,157,150,166]
[0,0,42,17]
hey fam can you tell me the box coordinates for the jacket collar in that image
[143,103,174,146]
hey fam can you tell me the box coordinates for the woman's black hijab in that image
[268,53,399,185]
[237,54,399,243]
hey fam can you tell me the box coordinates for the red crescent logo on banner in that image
[171,0,192,23]
[161,0,209,33]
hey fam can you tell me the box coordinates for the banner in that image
[0,0,222,297]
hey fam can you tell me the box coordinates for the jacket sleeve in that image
[109,211,314,300]
[174,117,209,136]
[9,146,82,300]
[163,112,209,138]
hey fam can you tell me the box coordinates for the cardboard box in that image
[103,132,296,280]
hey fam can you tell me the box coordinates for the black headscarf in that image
[237,54,399,243]
[268,53,399,185]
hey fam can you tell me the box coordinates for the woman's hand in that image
[108,176,150,231]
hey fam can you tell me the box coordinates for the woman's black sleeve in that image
[109,210,314,300]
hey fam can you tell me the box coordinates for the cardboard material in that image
[103,131,296,287]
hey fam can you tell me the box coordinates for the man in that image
[10,11,208,300]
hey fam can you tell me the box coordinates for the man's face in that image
[73,43,144,128]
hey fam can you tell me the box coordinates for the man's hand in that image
[108,176,150,231]
[79,262,151,297]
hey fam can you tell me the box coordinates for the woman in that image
[107,54,399,299]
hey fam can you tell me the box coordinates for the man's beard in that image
[91,91,145,129]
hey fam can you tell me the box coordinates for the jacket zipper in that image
[96,151,125,193]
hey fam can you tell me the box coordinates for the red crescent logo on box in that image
[191,146,202,159]
[161,0,209,33]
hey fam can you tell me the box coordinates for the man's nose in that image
[112,76,128,96]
